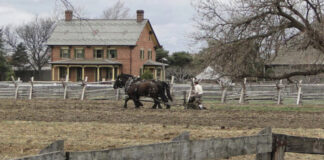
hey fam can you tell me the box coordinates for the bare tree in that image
[102,0,131,19]
[15,17,56,77]
[193,0,324,80]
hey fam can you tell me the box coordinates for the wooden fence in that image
[2,77,324,105]
[12,128,324,160]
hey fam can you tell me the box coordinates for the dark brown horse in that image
[113,74,172,109]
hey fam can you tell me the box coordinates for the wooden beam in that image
[274,134,324,155]
[68,134,272,160]
[256,127,272,160]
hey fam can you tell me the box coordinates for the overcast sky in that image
[0,0,199,53]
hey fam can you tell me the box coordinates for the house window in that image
[60,47,70,58]
[107,49,117,59]
[140,49,145,60]
[94,48,103,59]
[148,50,152,60]
[75,48,84,59]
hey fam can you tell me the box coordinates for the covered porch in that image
[50,60,121,82]
[143,60,168,81]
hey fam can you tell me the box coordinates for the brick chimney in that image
[65,10,73,21]
[137,10,144,22]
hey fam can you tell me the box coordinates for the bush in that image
[141,71,153,80]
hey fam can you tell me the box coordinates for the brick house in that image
[47,10,166,82]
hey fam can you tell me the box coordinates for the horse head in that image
[113,74,134,89]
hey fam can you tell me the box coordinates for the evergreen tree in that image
[156,48,169,63]
[11,43,29,69]
[0,29,13,81]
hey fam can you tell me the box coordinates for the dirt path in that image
[0,99,324,129]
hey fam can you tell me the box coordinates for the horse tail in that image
[163,81,173,102]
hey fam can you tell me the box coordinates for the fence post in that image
[255,127,272,160]
[276,80,283,105]
[116,89,120,101]
[221,86,228,104]
[29,77,34,100]
[183,91,187,105]
[271,135,286,160]
[81,77,88,101]
[296,80,303,106]
[63,75,69,100]
[11,76,20,100]
[170,76,175,95]
[239,78,247,104]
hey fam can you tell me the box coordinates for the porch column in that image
[112,67,115,81]
[160,68,163,80]
[163,69,166,81]
[154,68,157,80]
[52,66,55,81]
[57,67,60,81]
[82,66,85,81]
[97,66,100,82]
[67,66,70,81]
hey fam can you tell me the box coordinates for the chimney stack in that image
[65,10,73,21]
[137,10,144,22]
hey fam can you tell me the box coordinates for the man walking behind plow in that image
[189,80,206,110]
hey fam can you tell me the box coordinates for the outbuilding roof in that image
[270,47,324,65]
[47,19,149,46]
[143,60,168,66]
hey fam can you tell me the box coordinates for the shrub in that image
[141,71,153,80]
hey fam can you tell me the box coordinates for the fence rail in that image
[3,77,324,105]
[12,128,324,160]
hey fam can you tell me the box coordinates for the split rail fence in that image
[12,128,324,160]
[2,77,324,105]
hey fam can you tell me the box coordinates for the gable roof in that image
[47,19,160,47]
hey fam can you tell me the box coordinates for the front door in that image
[76,68,82,81]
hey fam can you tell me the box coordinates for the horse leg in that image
[165,101,171,109]
[153,96,162,109]
[137,96,143,107]
[124,96,130,108]
[157,98,162,109]
[133,98,141,109]
[152,98,157,109]
[160,95,170,109]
